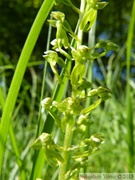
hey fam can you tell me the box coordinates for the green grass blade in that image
[126,0,135,172]
[9,125,26,179]
[0,0,54,176]
[29,150,45,180]
[0,87,25,179]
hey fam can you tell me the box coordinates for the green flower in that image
[43,50,69,84]
[31,133,64,166]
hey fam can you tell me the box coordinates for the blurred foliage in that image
[96,0,134,44]
[0,0,44,60]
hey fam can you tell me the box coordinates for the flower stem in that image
[59,1,86,179]
[77,0,85,47]
[58,122,73,180]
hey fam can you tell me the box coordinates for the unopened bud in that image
[41,97,53,110]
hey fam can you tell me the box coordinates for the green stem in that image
[58,2,86,178]
[77,0,85,47]
[0,0,54,175]
[58,123,73,180]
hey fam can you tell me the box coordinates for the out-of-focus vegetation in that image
[0,0,135,179]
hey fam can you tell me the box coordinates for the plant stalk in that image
[58,122,73,180]
[59,1,86,179]
[77,0,85,47]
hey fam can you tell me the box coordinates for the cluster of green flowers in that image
[31,1,118,179]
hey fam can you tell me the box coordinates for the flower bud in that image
[51,11,65,22]
[97,86,111,100]
[90,133,105,148]
[41,97,53,110]
[87,89,97,97]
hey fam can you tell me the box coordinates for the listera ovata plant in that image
[31,0,118,179]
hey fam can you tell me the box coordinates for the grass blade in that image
[126,0,135,172]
